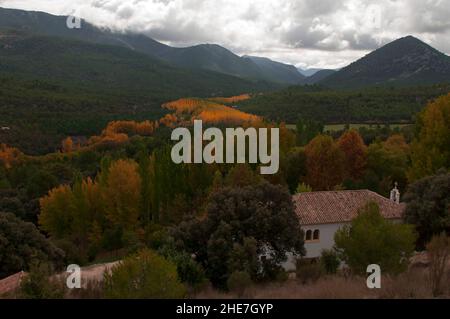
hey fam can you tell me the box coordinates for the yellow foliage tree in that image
[409,94,450,181]
[103,159,142,230]
[39,184,75,239]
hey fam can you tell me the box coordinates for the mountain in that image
[0,7,163,50]
[243,56,305,84]
[157,44,263,80]
[0,31,275,100]
[303,69,336,84]
[321,36,450,88]
[298,68,323,77]
[0,30,278,154]
[0,7,301,84]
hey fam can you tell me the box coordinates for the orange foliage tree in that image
[337,130,367,181]
[163,98,261,126]
[197,108,260,125]
[103,120,157,137]
[383,134,410,154]
[208,94,251,104]
[88,120,158,148]
[305,135,345,190]
[0,143,23,168]
[159,113,178,128]
[61,137,74,153]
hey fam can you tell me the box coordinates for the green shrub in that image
[320,249,340,274]
[103,249,186,298]
[335,202,416,274]
[173,254,207,289]
[146,229,170,250]
[227,271,252,297]
[0,212,64,278]
[19,262,65,299]
[155,235,207,288]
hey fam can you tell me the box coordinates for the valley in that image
[0,5,449,302]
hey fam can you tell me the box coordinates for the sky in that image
[1,0,450,69]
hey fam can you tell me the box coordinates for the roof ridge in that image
[363,189,392,201]
[293,189,372,196]
[293,189,404,225]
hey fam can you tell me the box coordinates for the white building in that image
[283,189,405,270]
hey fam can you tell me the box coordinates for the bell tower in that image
[390,182,400,204]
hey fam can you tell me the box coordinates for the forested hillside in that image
[0,7,305,85]
[321,36,450,88]
[0,32,277,154]
[237,84,450,123]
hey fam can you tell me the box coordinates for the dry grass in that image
[194,268,449,299]
[378,269,435,299]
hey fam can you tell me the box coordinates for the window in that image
[305,229,320,242]
[305,230,312,241]
[313,229,320,240]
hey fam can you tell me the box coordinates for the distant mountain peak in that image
[321,35,450,88]
[244,55,305,83]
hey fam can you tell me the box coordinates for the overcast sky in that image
[1,0,449,69]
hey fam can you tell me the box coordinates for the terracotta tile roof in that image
[293,190,405,225]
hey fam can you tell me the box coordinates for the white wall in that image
[282,218,403,271]
[303,223,347,258]
[282,222,347,271]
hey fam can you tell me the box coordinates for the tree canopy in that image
[334,202,416,275]
[173,182,305,287]
[409,93,450,181]
[103,249,186,298]
[403,171,450,248]
[0,212,64,278]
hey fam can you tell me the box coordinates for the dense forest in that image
[0,31,278,155]
[237,84,450,124]
[1,92,449,297]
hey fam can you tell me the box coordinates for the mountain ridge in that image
[244,55,305,84]
[303,69,337,84]
[320,35,450,88]
[0,7,303,84]
[0,31,277,99]
[1,7,449,89]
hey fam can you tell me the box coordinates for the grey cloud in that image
[407,0,450,34]
[341,33,383,51]
[240,5,260,21]
[290,0,348,18]
[1,0,449,68]
[117,6,134,19]
[146,20,213,45]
